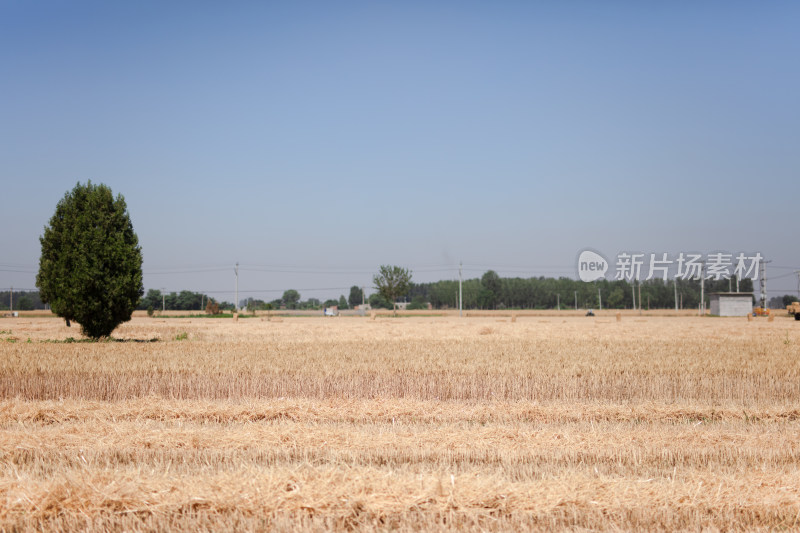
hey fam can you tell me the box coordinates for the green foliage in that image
[479,270,501,309]
[411,275,752,311]
[368,293,393,309]
[477,288,494,309]
[606,287,625,309]
[338,295,348,309]
[282,289,301,309]
[175,331,188,341]
[407,295,428,310]
[242,298,268,312]
[15,295,34,311]
[0,291,45,310]
[36,182,143,339]
[146,306,154,317]
[348,285,364,308]
[373,265,412,315]
[303,298,321,310]
[141,289,163,311]
[782,294,800,306]
[139,289,210,311]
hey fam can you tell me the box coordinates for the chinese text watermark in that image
[577,250,762,283]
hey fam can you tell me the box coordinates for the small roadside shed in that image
[709,292,753,317]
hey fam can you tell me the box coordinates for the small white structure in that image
[709,293,753,317]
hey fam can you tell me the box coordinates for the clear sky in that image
[2,1,798,303]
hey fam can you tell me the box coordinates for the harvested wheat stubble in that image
[1,315,799,531]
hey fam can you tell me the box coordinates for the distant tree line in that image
[240,290,351,312]
[137,289,233,312]
[4,274,782,314]
[406,272,757,310]
[769,294,800,309]
[139,288,357,313]
[233,274,760,312]
[0,290,46,311]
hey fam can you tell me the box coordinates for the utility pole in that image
[700,262,705,316]
[161,287,166,312]
[598,288,602,311]
[557,293,560,311]
[234,262,239,312]
[638,281,642,315]
[796,271,800,299]
[736,274,740,293]
[459,262,463,317]
[574,290,577,310]
[200,294,204,311]
[759,260,771,311]
[674,278,678,311]
[9,286,12,313]
[632,284,636,310]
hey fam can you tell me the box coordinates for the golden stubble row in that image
[3,398,800,475]
[2,398,800,531]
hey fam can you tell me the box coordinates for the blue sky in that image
[2,1,798,302]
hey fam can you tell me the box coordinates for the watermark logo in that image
[576,249,762,281]
[577,249,609,282]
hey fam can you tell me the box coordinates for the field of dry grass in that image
[1,313,799,531]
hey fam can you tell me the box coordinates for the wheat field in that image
[1,312,799,531]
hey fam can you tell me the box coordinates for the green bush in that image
[407,296,428,310]
[368,293,393,309]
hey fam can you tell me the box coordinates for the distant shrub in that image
[407,296,428,310]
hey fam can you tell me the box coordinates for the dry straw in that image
[1,314,799,531]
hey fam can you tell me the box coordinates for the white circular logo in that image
[577,249,608,282]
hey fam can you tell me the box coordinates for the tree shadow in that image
[42,337,161,344]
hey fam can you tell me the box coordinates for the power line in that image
[0,263,37,268]
[239,265,458,275]
[144,267,231,275]
[196,286,353,295]
[8,259,798,277]
[767,271,798,281]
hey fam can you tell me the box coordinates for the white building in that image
[709,293,753,317]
